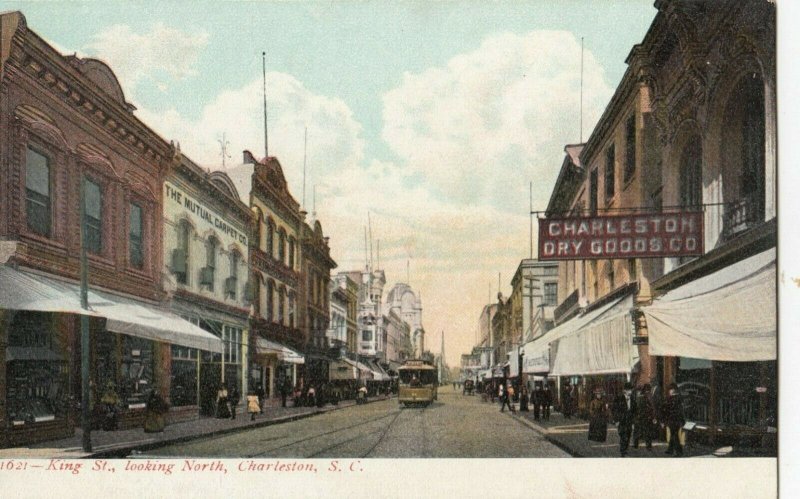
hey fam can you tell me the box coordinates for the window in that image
[175,221,190,285]
[288,238,295,268]
[607,261,615,290]
[589,169,598,215]
[628,258,637,281]
[680,137,703,209]
[266,280,274,322]
[266,221,274,257]
[84,179,102,254]
[129,203,144,269]
[543,283,557,306]
[625,115,636,182]
[362,330,372,342]
[739,74,765,215]
[203,237,217,291]
[223,326,243,395]
[288,293,295,328]
[170,345,198,407]
[278,288,285,324]
[226,251,240,300]
[25,147,51,237]
[605,144,615,201]
[278,230,286,264]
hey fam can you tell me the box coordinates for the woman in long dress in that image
[215,385,231,419]
[588,390,609,442]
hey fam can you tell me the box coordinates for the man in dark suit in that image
[612,382,637,457]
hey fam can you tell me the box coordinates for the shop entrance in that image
[199,363,221,416]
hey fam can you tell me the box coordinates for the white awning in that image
[91,289,224,353]
[256,338,305,364]
[522,292,634,374]
[549,308,638,377]
[0,265,100,316]
[1,266,223,353]
[479,369,492,379]
[642,248,776,361]
[329,359,357,380]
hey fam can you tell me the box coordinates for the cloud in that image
[381,30,612,215]
[83,22,208,96]
[129,29,613,365]
[136,72,365,206]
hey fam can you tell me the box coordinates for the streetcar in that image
[397,359,438,407]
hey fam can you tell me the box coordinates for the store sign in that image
[165,182,248,246]
[539,212,704,260]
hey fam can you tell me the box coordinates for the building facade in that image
[227,152,304,401]
[384,282,425,358]
[162,156,251,418]
[536,0,776,439]
[299,218,336,388]
[0,12,220,447]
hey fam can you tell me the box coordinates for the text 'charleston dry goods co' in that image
[538,212,704,260]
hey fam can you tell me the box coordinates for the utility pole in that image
[79,174,92,452]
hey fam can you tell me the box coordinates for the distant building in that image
[384,283,425,357]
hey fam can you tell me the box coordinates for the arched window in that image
[721,73,766,238]
[278,287,286,325]
[288,237,295,269]
[680,136,703,210]
[174,220,191,285]
[25,147,52,237]
[202,237,217,291]
[266,219,274,257]
[226,250,240,299]
[278,229,286,264]
[266,280,274,322]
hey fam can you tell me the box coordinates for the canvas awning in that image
[549,302,638,376]
[0,265,100,315]
[0,266,223,353]
[522,291,634,374]
[329,359,357,380]
[642,248,776,361]
[256,338,305,364]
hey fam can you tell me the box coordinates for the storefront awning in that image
[642,248,776,361]
[329,359,357,380]
[0,266,223,353]
[91,289,224,354]
[0,265,100,316]
[522,291,634,374]
[549,299,638,377]
[256,338,305,364]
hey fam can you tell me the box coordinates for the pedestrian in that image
[498,383,506,411]
[519,386,529,412]
[247,391,260,421]
[661,383,686,457]
[215,385,231,419]
[255,384,265,414]
[542,384,553,421]
[562,384,573,419]
[633,383,657,451]
[612,382,637,457]
[99,382,120,431]
[588,389,609,442]
[143,390,169,433]
[357,385,368,404]
[507,384,516,413]
[279,380,288,408]
[228,385,240,420]
[307,385,316,407]
[532,385,542,420]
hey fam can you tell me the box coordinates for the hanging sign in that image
[538,211,704,260]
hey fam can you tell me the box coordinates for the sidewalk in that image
[501,404,738,458]
[0,395,391,459]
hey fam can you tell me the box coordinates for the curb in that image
[502,410,583,458]
[90,397,391,459]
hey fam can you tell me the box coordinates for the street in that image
[144,387,568,458]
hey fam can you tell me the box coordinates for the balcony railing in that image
[722,196,764,242]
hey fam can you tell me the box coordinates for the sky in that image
[5,0,658,366]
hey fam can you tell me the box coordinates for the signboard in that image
[539,211,703,260]
[165,181,248,247]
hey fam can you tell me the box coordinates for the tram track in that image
[245,408,398,458]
